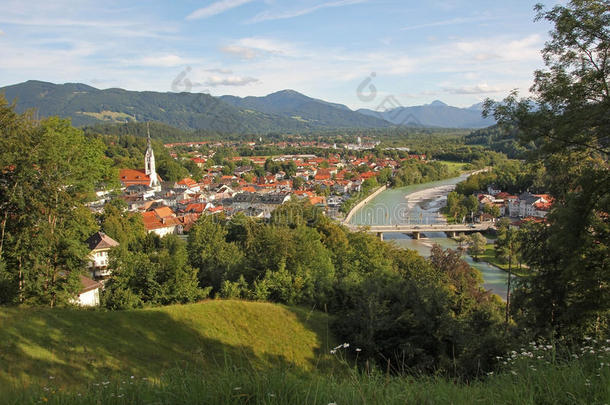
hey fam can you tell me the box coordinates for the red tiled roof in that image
[185,203,206,213]
[153,206,175,219]
[176,177,197,187]
[119,168,163,186]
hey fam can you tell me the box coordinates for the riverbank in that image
[478,242,530,277]
[342,185,387,224]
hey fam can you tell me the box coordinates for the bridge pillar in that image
[447,231,456,238]
[377,232,384,241]
[412,232,420,240]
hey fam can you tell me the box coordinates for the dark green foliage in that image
[0,98,112,306]
[391,160,455,187]
[464,125,533,158]
[333,242,504,377]
[103,234,208,309]
[487,0,610,341]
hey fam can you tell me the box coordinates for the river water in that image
[349,174,508,299]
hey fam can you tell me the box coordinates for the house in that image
[174,177,200,192]
[86,232,119,281]
[142,207,182,237]
[76,275,102,307]
[508,192,553,218]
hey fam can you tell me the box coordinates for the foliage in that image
[464,124,533,158]
[487,0,610,341]
[0,98,113,306]
[332,240,504,378]
[467,233,487,259]
[103,234,207,309]
[391,160,456,187]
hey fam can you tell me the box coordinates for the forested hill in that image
[0,81,390,133]
[464,124,534,158]
[219,90,389,129]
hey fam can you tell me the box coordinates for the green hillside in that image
[0,81,390,133]
[0,300,336,390]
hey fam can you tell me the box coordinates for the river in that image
[348,174,508,299]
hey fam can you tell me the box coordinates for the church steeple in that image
[144,122,160,188]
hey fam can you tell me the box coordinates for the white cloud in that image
[205,68,233,74]
[221,45,259,59]
[401,16,494,31]
[220,37,299,59]
[205,75,259,87]
[134,55,189,67]
[186,0,254,20]
[453,34,542,63]
[250,0,367,23]
[443,83,505,94]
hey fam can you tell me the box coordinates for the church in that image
[118,123,162,191]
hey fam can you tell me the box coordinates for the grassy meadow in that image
[1,300,608,405]
[0,300,337,391]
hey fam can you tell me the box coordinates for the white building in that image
[145,123,161,191]
[75,275,102,307]
[86,232,119,281]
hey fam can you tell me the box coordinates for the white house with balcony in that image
[86,232,119,281]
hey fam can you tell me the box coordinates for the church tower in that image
[145,123,160,189]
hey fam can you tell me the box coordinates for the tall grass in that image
[4,340,609,405]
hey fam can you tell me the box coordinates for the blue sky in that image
[0,0,559,109]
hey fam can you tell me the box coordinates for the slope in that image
[0,300,336,389]
[0,81,390,133]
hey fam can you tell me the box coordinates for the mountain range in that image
[0,80,494,133]
[358,100,495,128]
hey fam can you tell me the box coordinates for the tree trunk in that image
[505,256,512,330]
[18,257,23,303]
[0,210,7,260]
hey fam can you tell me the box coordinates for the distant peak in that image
[269,89,306,97]
[429,100,447,107]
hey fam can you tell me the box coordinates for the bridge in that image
[344,222,495,240]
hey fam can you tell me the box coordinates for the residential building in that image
[86,231,119,281]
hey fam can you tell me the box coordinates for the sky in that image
[0,0,560,109]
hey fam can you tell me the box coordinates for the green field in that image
[478,243,530,277]
[1,300,608,405]
[437,160,468,173]
[0,300,336,391]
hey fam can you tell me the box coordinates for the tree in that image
[187,215,244,293]
[0,103,113,306]
[486,0,609,340]
[292,176,304,190]
[464,195,480,222]
[467,232,487,260]
[100,199,146,248]
[495,219,520,328]
[104,234,208,309]
[483,203,501,218]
